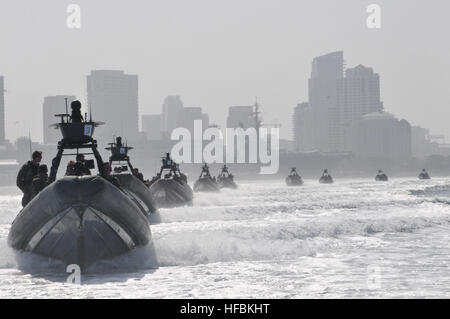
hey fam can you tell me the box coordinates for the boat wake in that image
[153,206,450,267]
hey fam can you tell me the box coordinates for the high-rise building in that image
[226,106,254,129]
[293,102,315,152]
[87,70,139,143]
[411,125,433,158]
[176,107,209,134]
[141,114,161,140]
[337,65,383,151]
[161,96,184,139]
[0,76,5,144]
[308,51,344,152]
[43,95,76,145]
[305,52,385,153]
[347,112,411,160]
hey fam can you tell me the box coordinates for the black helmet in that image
[71,100,82,110]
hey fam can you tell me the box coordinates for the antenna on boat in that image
[28,130,32,158]
[64,98,69,118]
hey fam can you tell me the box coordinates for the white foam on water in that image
[2,178,450,297]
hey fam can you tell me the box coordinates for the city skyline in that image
[3,51,448,148]
[5,45,449,163]
[0,56,447,148]
[0,76,5,144]
[0,1,449,144]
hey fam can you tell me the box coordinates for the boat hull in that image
[8,176,151,268]
[194,177,220,192]
[375,175,388,181]
[217,177,238,189]
[286,175,303,186]
[319,177,334,184]
[113,173,158,214]
[149,179,194,208]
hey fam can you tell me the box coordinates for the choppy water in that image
[1,177,450,298]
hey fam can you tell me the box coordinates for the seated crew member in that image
[70,100,84,123]
[148,173,160,186]
[16,150,42,207]
[133,168,145,183]
[31,164,49,199]
[66,160,76,176]
[200,164,210,178]
[73,154,91,176]
[103,162,120,187]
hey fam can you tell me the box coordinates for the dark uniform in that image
[73,161,91,176]
[70,100,83,123]
[103,163,120,188]
[65,161,76,176]
[16,161,39,207]
[133,168,145,183]
[31,165,49,199]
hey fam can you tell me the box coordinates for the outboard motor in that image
[8,100,152,269]
[286,167,303,186]
[194,163,220,192]
[148,153,193,208]
[217,164,238,189]
[105,137,157,215]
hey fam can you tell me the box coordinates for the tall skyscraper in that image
[411,126,433,158]
[161,96,184,139]
[303,52,384,153]
[87,70,139,143]
[43,95,76,145]
[226,106,254,129]
[308,51,344,152]
[0,76,5,144]
[293,102,315,152]
[337,65,383,151]
[141,114,161,140]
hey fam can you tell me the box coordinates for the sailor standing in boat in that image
[16,150,42,207]
[70,100,84,122]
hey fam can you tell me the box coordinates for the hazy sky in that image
[0,0,449,142]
